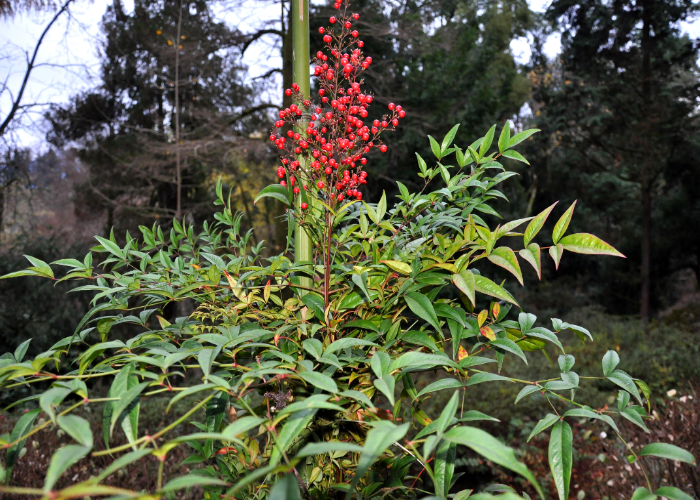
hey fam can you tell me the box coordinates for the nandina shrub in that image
[0,2,696,499]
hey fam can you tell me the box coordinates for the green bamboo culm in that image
[292,0,312,292]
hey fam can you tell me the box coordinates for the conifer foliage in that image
[0,1,695,499]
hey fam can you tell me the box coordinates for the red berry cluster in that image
[268,0,405,209]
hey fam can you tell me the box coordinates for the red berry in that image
[392,118,399,126]
[323,35,332,43]
[301,202,308,210]
[344,21,351,29]
[292,83,299,91]
[380,145,388,153]
[280,180,287,187]
[285,89,292,96]
[388,103,395,110]
[317,181,325,189]
[337,194,344,201]
[352,30,358,38]
[356,192,362,200]
[398,110,406,118]
[329,16,336,23]
[319,27,325,34]
[325,166,333,175]
[358,41,364,47]
[353,13,359,19]
[294,187,300,194]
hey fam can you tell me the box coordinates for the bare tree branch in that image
[0,0,74,137]
[241,28,284,55]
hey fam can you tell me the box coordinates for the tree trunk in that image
[640,0,652,330]
[640,183,652,327]
[0,187,5,234]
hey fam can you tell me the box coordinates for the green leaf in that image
[515,385,541,404]
[524,202,558,247]
[621,408,650,433]
[254,184,291,205]
[479,125,497,156]
[549,244,564,269]
[465,373,513,386]
[40,387,72,424]
[14,339,31,362]
[638,443,696,465]
[654,486,695,500]
[380,260,412,275]
[429,135,442,159]
[558,354,575,373]
[44,445,91,491]
[527,414,559,442]
[276,397,341,419]
[370,351,391,378]
[376,191,387,221]
[435,391,460,435]
[296,441,364,457]
[443,426,543,499]
[389,352,458,372]
[302,293,326,321]
[498,122,510,153]
[6,408,40,470]
[57,415,93,447]
[373,376,395,405]
[298,371,338,394]
[416,378,464,399]
[441,124,460,152]
[269,473,301,500]
[270,408,317,466]
[602,350,619,376]
[348,422,410,498]
[501,150,529,164]
[488,247,523,285]
[160,475,228,492]
[110,381,150,436]
[559,233,625,257]
[548,420,573,500]
[631,487,657,500]
[94,235,123,259]
[607,370,642,405]
[222,416,265,438]
[453,270,476,307]
[405,292,442,333]
[339,390,374,408]
[490,339,527,364]
[562,408,619,433]
[473,275,519,306]
[94,449,152,482]
[519,244,542,279]
[508,128,540,149]
[552,201,576,244]
[325,338,377,355]
[434,440,457,498]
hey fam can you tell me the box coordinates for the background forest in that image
[0,0,699,498]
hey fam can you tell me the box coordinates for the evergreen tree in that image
[523,0,700,318]
[47,0,273,234]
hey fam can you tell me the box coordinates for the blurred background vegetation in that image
[0,0,698,497]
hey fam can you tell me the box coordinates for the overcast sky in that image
[0,0,697,149]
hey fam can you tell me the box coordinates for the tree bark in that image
[640,0,652,330]
[640,183,652,326]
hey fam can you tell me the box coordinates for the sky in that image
[0,0,698,150]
